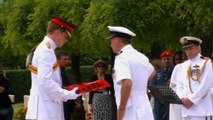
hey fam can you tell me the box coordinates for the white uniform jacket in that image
[176,54,213,118]
[26,36,80,120]
[113,45,154,120]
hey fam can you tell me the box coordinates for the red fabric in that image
[65,79,110,94]
[161,50,173,58]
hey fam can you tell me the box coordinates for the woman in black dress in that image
[88,60,116,120]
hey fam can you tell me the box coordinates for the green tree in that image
[1,0,213,69]
[82,0,213,58]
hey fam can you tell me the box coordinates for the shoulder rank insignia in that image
[46,42,51,49]
[193,65,200,68]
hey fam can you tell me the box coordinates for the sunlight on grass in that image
[13,103,24,120]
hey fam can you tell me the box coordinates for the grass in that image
[13,103,24,120]
[12,94,90,120]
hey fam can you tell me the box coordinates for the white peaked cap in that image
[108,26,136,39]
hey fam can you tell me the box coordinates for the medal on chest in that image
[191,65,200,80]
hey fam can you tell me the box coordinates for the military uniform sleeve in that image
[37,49,80,101]
[114,56,131,85]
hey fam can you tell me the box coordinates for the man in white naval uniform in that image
[108,26,156,120]
[25,16,81,120]
[176,36,213,120]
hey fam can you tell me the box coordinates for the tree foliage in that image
[0,0,213,69]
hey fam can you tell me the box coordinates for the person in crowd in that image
[151,58,163,71]
[173,50,184,65]
[149,58,163,107]
[57,52,82,120]
[108,26,156,120]
[88,59,116,120]
[149,50,174,120]
[176,36,213,120]
[25,16,81,120]
[0,70,13,120]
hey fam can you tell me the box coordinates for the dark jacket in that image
[0,76,12,109]
[149,66,174,113]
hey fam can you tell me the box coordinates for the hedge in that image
[4,66,95,103]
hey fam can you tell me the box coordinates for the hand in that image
[181,98,193,109]
[117,108,125,120]
[88,104,93,113]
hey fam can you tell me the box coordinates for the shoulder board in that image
[46,42,51,49]
[203,57,213,68]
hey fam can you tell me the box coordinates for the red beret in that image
[161,50,173,58]
[51,16,76,37]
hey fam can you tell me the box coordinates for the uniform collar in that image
[119,44,133,54]
[44,36,57,50]
[190,53,202,62]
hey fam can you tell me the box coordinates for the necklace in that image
[187,57,209,93]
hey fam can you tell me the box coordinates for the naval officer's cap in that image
[180,36,202,49]
[51,16,76,37]
[107,26,136,40]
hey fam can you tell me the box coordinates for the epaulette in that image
[46,42,51,49]
[26,46,59,74]
[203,56,213,68]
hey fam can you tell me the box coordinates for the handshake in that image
[64,79,110,94]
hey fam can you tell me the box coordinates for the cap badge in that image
[183,38,188,44]
[46,42,51,49]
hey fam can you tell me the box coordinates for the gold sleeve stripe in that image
[28,62,59,74]
[28,64,37,74]
[53,63,59,71]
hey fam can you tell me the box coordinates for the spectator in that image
[57,52,82,120]
[88,59,116,120]
[0,70,13,120]
[173,51,184,66]
[149,50,174,120]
